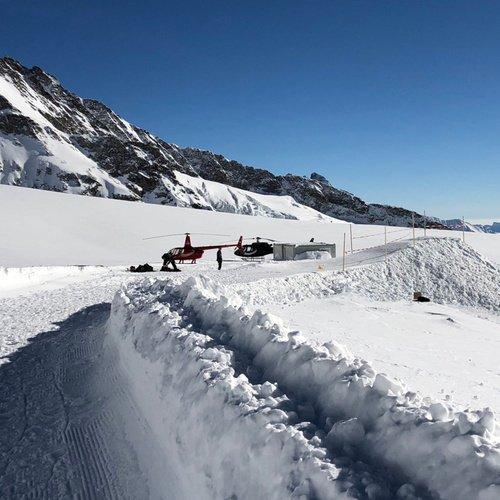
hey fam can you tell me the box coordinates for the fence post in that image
[342,233,346,271]
[462,216,465,243]
[384,225,387,262]
[424,210,427,238]
[412,213,415,246]
[350,224,353,254]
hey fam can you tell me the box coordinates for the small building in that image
[273,242,336,261]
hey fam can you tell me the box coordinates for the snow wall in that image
[108,273,500,500]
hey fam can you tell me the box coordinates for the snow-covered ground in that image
[1,184,499,267]
[268,296,500,416]
[1,187,499,499]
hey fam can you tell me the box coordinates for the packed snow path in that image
[0,301,183,498]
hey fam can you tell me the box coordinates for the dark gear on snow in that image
[130,263,154,273]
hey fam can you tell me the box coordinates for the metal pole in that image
[342,233,346,272]
[423,210,427,238]
[350,224,353,254]
[412,213,415,246]
[384,225,387,262]
[462,216,465,243]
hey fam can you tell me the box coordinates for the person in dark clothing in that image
[161,252,179,272]
[216,248,223,270]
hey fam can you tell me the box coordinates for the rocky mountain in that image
[0,57,445,227]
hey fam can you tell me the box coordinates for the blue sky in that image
[2,0,499,219]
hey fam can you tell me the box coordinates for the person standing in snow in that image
[216,248,223,270]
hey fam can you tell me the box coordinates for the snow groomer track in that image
[0,302,184,498]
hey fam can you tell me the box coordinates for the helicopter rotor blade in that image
[143,232,230,241]
[243,236,277,242]
[142,233,186,240]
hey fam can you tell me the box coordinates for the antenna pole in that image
[342,233,346,272]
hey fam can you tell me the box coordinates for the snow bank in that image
[110,276,500,499]
[233,238,500,312]
[108,280,347,500]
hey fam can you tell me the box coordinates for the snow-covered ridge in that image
[0,60,334,221]
[442,219,500,234]
[110,275,500,500]
[0,57,445,227]
[231,238,500,313]
[161,171,337,221]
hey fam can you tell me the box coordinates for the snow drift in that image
[233,238,500,312]
[109,276,500,500]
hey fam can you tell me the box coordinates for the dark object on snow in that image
[217,248,223,270]
[413,291,431,302]
[416,296,431,302]
[162,252,179,271]
[160,265,181,272]
[310,237,315,242]
[130,263,154,273]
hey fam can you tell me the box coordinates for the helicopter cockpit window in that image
[244,245,253,252]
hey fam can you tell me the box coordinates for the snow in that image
[166,170,341,221]
[230,238,500,312]
[294,250,333,260]
[268,294,500,415]
[109,275,500,499]
[1,186,500,498]
[0,73,55,130]
[0,71,139,198]
[1,184,499,267]
[0,265,107,297]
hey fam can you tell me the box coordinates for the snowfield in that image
[2,184,500,267]
[1,187,499,499]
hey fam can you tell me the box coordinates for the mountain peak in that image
[0,58,446,228]
[310,172,330,185]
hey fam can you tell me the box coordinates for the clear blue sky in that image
[2,0,499,219]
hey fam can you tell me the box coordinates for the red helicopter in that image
[144,232,243,265]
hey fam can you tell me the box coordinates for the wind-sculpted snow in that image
[110,275,500,499]
[230,238,500,312]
